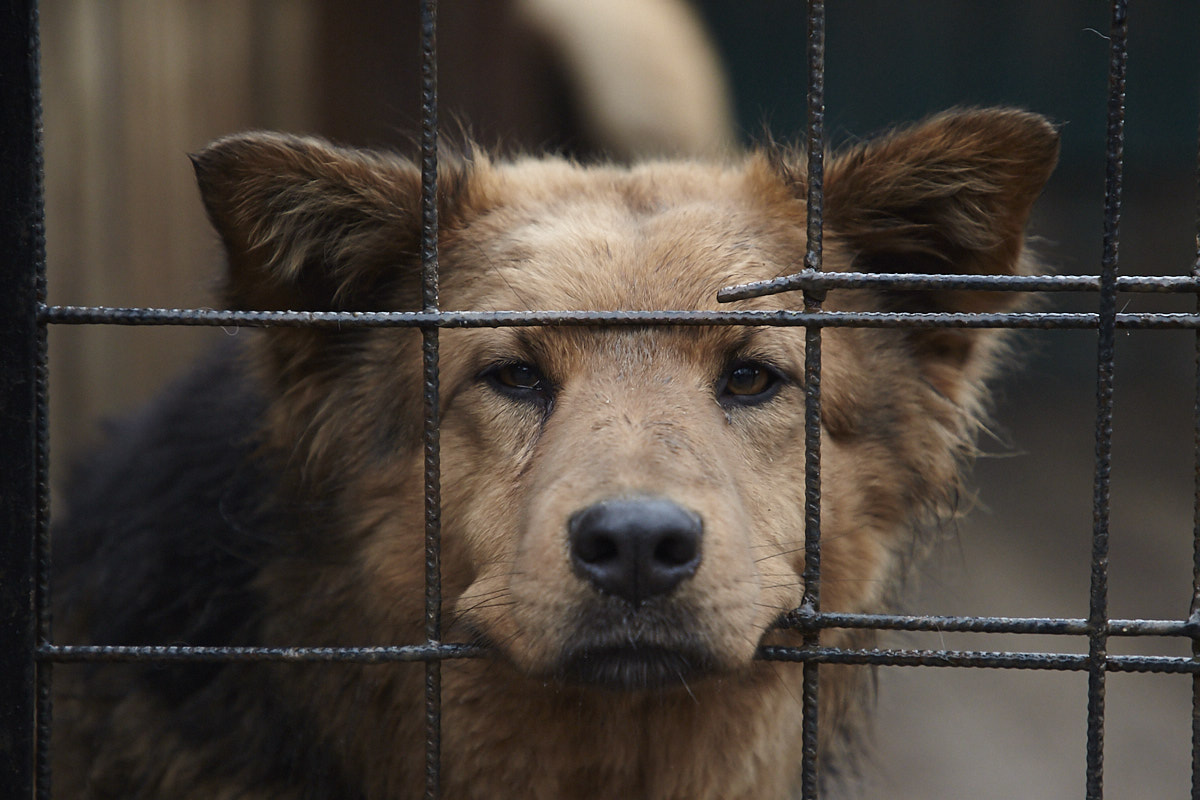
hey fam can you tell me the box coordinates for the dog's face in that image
[193,109,1058,689]
[434,171,819,683]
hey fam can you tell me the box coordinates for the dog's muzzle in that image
[557,497,710,689]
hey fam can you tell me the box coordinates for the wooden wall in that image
[42,1,317,481]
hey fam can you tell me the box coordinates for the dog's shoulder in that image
[55,339,273,652]
[52,341,368,799]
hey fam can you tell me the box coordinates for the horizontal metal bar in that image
[1108,618,1194,636]
[43,616,1193,668]
[718,271,1200,302]
[36,304,1200,331]
[41,643,1197,674]
[759,646,1200,674]
[43,614,1193,665]
[779,611,1198,637]
[39,643,487,664]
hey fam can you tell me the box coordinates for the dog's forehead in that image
[446,157,807,313]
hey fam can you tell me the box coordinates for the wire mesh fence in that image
[3,1,1198,798]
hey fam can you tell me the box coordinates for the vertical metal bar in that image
[34,304,51,800]
[0,1,44,798]
[1088,2,1127,798]
[799,2,825,798]
[31,4,52,793]
[418,1,442,798]
[1191,84,1200,800]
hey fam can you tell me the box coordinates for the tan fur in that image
[56,109,1058,798]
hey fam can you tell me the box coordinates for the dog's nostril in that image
[567,497,703,605]
[654,533,697,567]
[574,530,619,564]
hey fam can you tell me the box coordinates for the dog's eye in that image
[719,361,783,406]
[484,361,553,404]
[494,363,545,391]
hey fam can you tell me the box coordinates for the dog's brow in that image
[471,328,541,366]
[507,328,578,374]
[514,329,543,359]
[727,327,767,354]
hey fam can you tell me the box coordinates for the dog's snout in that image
[568,498,703,605]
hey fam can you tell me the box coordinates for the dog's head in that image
[193,109,1057,689]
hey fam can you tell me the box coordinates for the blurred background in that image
[41,1,1198,797]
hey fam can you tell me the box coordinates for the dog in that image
[52,107,1058,799]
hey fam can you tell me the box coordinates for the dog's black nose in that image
[568,497,703,605]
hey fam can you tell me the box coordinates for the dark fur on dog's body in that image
[54,109,1058,799]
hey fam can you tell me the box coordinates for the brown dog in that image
[53,108,1058,798]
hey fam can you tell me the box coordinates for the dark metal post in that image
[0,1,44,798]
[1088,2,1128,798]
[799,2,825,798]
[1191,77,1200,800]
[418,1,442,798]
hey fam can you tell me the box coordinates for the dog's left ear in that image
[824,108,1059,310]
[822,108,1059,394]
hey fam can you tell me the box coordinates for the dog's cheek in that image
[718,399,809,596]
[809,439,899,616]
[726,447,809,629]
[501,466,601,671]
[436,392,562,657]
[728,399,899,623]
[661,477,776,668]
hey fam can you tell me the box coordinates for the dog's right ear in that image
[192,133,461,312]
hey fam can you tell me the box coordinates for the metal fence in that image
[2,0,1199,798]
